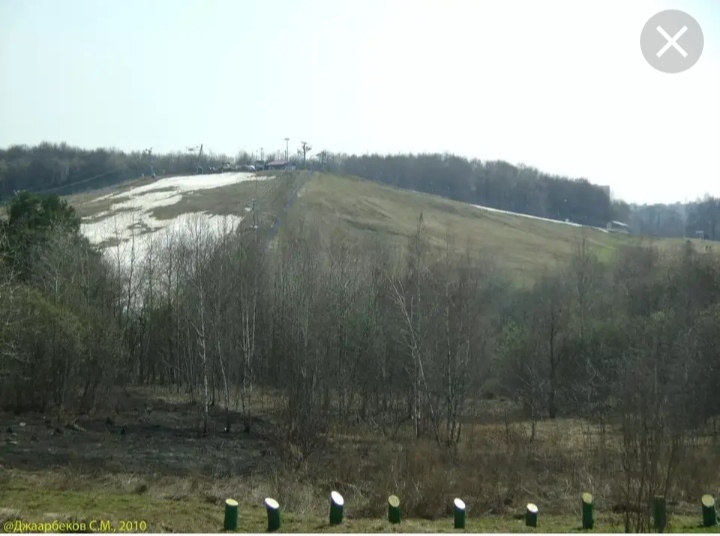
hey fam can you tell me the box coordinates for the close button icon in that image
[641,9,704,73]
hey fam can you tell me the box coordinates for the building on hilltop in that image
[266,160,289,170]
[606,220,630,234]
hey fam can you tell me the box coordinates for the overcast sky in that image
[1,0,718,204]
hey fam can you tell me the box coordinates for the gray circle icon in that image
[640,9,704,73]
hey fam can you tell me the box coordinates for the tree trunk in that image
[198,287,209,437]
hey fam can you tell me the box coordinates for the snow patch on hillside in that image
[472,203,609,232]
[98,212,244,272]
[80,172,270,269]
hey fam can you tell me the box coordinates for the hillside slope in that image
[290,173,697,283]
[61,170,704,283]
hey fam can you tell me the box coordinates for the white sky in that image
[1,0,718,204]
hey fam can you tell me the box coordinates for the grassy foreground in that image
[1,388,719,534]
[0,473,716,533]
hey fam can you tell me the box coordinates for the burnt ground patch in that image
[0,389,280,480]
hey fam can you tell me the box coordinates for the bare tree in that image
[0,258,18,381]
[534,275,567,419]
[182,216,215,436]
[388,213,442,441]
[298,142,312,169]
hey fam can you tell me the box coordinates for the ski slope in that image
[79,171,273,268]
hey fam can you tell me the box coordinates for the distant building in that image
[266,160,289,170]
[696,230,706,240]
[607,220,630,234]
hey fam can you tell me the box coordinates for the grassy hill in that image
[289,172,699,284]
[58,170,707,284]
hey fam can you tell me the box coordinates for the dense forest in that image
[1,186,720,529]
[2,142,718,240]
[0,143,235,198]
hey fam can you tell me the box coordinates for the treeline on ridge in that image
[1,142,718,240]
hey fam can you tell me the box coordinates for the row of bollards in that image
[223,497,281,532]
[653,494,718,531]
[222,491,718,531]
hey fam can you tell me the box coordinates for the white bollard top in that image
[265,498,280,510]
[331,491,344,506]
[454,498,466,510]
[527,503,539,513]
[225,499,238,507]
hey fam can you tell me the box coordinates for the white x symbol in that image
[656,25,688,57]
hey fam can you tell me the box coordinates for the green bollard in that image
[265,497,281,532]
[702,495,717,528]
[388,495,401,525]
[526,503,539,528]
[329,491,344,525]
[582,492,594,530]
[453,498,466,529]
[653,495,667,533]
[223,498,238,531]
